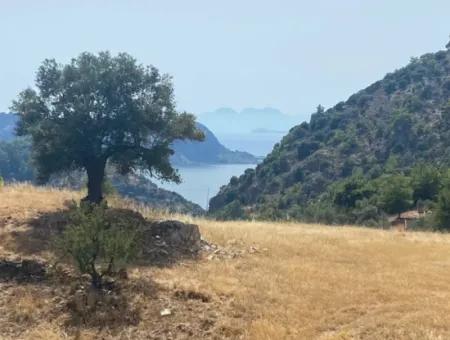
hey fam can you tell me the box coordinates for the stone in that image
[149,220,201,252]
[160,308,172,316]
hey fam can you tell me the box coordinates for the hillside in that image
[2,185,450,339]
[171,123,256,165]
[210,46,450,222]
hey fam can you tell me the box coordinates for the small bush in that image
[55,202,141,288]
[214,201,246,220]
[435,188,450,231]
[409,213,436,231]
[0,176,3,188]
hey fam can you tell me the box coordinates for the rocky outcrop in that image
[141,220,202,265]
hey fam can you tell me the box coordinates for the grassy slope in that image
[1,185,450,339]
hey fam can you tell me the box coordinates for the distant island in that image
[197,107,303,135]
[252,128,287,134]
[196,107,305,156]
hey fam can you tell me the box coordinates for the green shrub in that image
[435,188,450,231]
[410,163,441,202]
[0,176,3,188]
[55,202,141,288]
[102,178,117,196]
[214,201,246,220]
[409,213,436,231]
[378,175,413,216]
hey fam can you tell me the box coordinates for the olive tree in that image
[12,52,203,203]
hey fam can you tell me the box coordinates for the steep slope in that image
[171,123,256,165]
[209,46,450,220]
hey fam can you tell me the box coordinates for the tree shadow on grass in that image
[0,257,48,284]
[3,207,70,256]
[8,203,202,268]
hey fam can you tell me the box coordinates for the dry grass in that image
[1,184,450,339]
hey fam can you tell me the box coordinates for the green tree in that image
[384,154,399,174]
[390,111,414,153]
[442,100,450,129]
[12,52,203,203]
[378,175,413,216]
[410,163,441,203]
[435,188,450,231]
[56,202,141,288]
[316,104,325,114]
[332,174,372,209]
[0,138,34,181]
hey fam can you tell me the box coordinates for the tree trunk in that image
[84,160,106,204]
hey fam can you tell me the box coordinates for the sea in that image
[154,133,283,209]
[153,164,254,209]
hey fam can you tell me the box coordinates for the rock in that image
[140,220,202,264]
[248,246,259,254]
[149,220,201,252]
[160,308,172,316]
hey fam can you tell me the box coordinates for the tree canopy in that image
[378,175,413,217]
[12,51,203,203]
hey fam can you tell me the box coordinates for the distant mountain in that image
[171,123,257,165]
[196,107,304,156]
[209,45,450,223]
[197,107,303,135]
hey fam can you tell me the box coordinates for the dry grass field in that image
[1,184,450,339]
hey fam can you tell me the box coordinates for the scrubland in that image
[1,184,450,339]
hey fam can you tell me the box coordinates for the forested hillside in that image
[171,123,256,165]
[210,46,450,225]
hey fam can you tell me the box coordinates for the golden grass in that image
[2,184,450,339]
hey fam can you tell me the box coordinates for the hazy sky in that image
[1,1,449,121]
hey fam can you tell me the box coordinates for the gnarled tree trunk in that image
[84,160,106,204]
